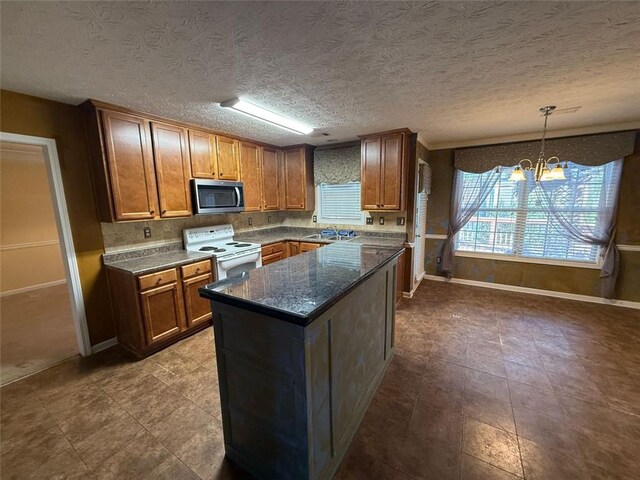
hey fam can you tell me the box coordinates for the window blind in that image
[456,161,621,264]
[318,182,362,222]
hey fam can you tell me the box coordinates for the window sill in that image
[454,250,601,270]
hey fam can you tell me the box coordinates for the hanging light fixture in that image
[509,106,568,182]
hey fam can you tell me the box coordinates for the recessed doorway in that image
[0,134,90,385]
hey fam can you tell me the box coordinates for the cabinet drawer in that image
[138,268,177,291]
[262,251,284,266]
[262,242,284,257]
[181,260,212,279]
[300,242,322,252]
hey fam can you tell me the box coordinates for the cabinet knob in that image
[161,209,167,215]
[196,268,201,273]
[150,210,155,215]
[381,204,385,207]
[220,172,224,175]
[156,278,162,283]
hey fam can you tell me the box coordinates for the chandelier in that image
[509,106,567,182]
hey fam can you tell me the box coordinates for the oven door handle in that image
[235,187,241,207]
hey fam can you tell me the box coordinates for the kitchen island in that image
[199,242,403,480]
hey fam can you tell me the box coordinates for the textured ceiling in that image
[1,1,639,148]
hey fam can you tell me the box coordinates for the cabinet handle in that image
[161,209,167,215]
[150,210,155,215]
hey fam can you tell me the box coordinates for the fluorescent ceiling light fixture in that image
[220,98,314,135]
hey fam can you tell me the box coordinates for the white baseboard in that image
[91,337,118,354]
[403,271,426,299]
[421,274,640,310]
[0,279,67,298]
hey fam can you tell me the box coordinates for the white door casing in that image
[0,132,92,356]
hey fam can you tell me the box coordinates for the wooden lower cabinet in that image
[140,281,185,345]
[261,241,285,265]
[288,241,300,256]
[300,241,322,252]
[262,251,284,265]
[182,271,214,327]
[107,259,214,357]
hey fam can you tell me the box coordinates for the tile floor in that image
[1,281,639,479]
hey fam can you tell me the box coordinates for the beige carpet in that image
[1,283,78,385]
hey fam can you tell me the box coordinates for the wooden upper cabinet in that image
[216,136,240,180]
[188,129,217,179]
[239,142,263,212]
[151,122,192,218]
[361,137,382,210]
[100,109,158,221]
[360,130,410,211]
[261,147,280,211]
[380,134,403,210]
[283,145,314,211]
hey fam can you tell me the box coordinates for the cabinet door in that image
[261,147,280,210]
[283,148,305,209]
[239,142,263,212]
[101,109,158,220]
[289,241,300,256]
[216,136,240,180]
[151,122,192,218]
[140,282,185,345]
[189,129,217,179]
[183,272,214,327]
[380,133,403,210]
[361,137,382,210]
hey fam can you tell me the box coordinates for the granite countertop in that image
[199,242,403,326]
[235,226,406,248]
[103,249,214,275]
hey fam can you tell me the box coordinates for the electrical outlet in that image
[248,217,253,226]
[437,256,441,264]
[396,217,405,226]
[379,217,385,225]
[267,216,272,224]
[143,226,151,239]
[312,215,317,223]
[366,217,374,225]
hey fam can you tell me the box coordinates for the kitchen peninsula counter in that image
[199,242,403,480]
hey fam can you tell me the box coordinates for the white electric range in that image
[183,224,262,281]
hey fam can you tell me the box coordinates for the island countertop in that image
[199,242,403,326]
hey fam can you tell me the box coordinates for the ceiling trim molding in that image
[425,122,640,151]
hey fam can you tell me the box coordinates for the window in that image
[316,182,364,225]
[455,161,621,264]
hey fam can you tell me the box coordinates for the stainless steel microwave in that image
[191,179,245,214]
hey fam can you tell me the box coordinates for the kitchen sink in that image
[303,233,357,241]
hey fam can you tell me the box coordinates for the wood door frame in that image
[0,132,92,356]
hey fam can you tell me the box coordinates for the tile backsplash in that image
[101,209,406,252]
[101,212,286,252]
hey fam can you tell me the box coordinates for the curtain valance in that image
[313,144,360,186]
[454,130,636,173]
